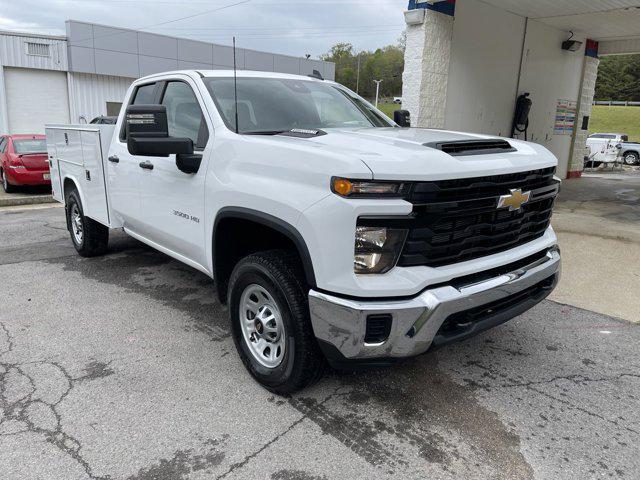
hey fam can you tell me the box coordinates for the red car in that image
[0,134,51,193]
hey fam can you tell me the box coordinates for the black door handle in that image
[139,161,154,170]
[108,155,119,163]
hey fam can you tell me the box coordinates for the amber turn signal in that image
[332,178,353,196]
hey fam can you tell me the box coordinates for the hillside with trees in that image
[320,41,404,100]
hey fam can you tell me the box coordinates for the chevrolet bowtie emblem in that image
[497,188,531,211]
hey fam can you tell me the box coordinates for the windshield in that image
[14,139,46,154]
[204,77,394,134]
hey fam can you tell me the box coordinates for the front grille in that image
[399,167,558,268]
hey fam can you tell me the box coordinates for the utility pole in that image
[373,79,383,108]
[356,54,361,94]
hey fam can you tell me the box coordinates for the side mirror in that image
[394,110,411,128]
[126,105,193,157]
[176,154,202,175]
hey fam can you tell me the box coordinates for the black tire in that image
[1,168,17,193]
[228,250,325,394]
[623,152,639,166]
[65,188,109,257]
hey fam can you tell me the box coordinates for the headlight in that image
[354,226,407,274]
[332,177,410,198]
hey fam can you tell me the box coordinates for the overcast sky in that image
[0,0,407,57]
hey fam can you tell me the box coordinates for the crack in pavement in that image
[0,322,112,479]
[464,360,640,436]
[214,388,346,480]
[500,373,640,389]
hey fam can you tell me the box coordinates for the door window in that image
[161,82,209,149]
[133,83,157,105]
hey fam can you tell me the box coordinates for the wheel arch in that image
[212,207,317,303]
[62,176,83,203]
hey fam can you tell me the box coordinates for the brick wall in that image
[569,55,600,176]
[402,9,454,128]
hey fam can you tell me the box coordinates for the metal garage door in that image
[5,67,70,134]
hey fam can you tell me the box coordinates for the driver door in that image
[135,79,211,268]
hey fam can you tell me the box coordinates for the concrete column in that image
[402,2,454,128]
[0,66,9,134]
[568,41,600,178]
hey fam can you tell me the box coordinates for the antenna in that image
[233,36,239,134]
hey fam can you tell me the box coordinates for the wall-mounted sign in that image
[554,99,577,135]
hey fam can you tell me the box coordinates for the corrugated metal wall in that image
[0,32,68,71]
[67,72,134,124]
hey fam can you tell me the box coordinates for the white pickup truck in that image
[46,70,561,393]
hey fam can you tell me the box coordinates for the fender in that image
[213,206,317,288]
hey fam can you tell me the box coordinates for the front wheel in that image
[65,189,109,257]
[623,152,639,165]
[228,250,325,394]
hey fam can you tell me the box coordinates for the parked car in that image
[0,134,50,193]
[89,116,117,124]
[616,141,640,165]
[46,70,561,394]
[586,132,627,164]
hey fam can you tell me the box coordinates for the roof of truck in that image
[137,70,334,84]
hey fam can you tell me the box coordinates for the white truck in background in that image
[46,70,561,394]
[586,132,627,165]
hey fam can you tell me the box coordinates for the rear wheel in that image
[228,250,325,394]
[623,152,639,165]
[1,168,16,193]
[65,188,109,257]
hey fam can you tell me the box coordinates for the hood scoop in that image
[424,139,516,156]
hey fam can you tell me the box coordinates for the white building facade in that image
[0,21,335,135]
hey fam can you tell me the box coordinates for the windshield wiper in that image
[242,130,288,136]
[242,129,327,138]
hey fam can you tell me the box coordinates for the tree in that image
[595,54,640,101]
[321,41,405,101]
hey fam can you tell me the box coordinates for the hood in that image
[270,127,558,181]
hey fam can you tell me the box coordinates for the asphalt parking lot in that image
[1,204,639,480]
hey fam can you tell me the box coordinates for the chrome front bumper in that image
[309,248,561,362]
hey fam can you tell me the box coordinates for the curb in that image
[0,195,57,208]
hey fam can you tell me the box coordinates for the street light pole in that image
[356,54,361,94]
[373,79,383,108]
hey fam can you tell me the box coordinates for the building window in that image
[25,42,51,57]
[106,102,122,117]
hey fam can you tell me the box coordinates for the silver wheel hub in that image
[625,154,636,165]
[70,204,84,245]
[240,284,286,368]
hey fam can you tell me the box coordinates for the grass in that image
[376,102,399,119]
[589,105,640,142]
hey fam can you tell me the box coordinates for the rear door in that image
[135,78,211,266]
[107,82,159,230]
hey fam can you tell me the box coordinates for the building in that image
[402,0,640,178]
[0,20,335,134]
